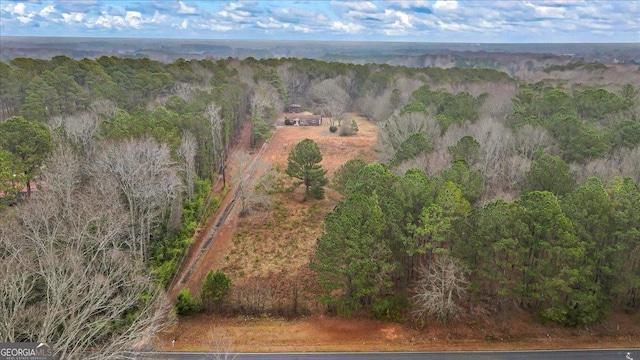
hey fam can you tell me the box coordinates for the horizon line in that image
[2,35,639,45]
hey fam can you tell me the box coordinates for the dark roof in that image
[292,114,321,120]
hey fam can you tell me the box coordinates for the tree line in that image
[1,53,638,357]
[316,157,639,326]
[311,70,639,326]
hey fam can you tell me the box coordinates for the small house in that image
[295,114,322,126]
[288,104,302,113]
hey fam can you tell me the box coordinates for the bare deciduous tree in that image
[309,78,348,126]
[481,154,531,204]
[40,144,82,214]
[178,131,197,200]
[191,61,214,88]
[393,76,425,106]
[230,150,274,216]
[514,125,555,160]
[378,111,441,163]
[412,256,469,322]
[574,145,640,184]
[0,228,36,343]
[93,138,181,261]
[205,328,237,360]
[276,63,310,104]
[89,98,118,118]
[470,117,515,187]
[479,82,517,122]
[0,177,169,359]
[206,102,226,185]
[251,80,283,122]
[231,279,273,315]
[357,89,395,123]
[47,111,101,152]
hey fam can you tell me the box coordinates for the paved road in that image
[138,349,638,360]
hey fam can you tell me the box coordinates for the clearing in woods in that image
[159,113,640,352]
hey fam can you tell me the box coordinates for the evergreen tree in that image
[201,270,232,313]
[524,151,575,196]
[285,138,328,200]
[332,158,366,196]
[0,116,53,197]
[313,193,392,313]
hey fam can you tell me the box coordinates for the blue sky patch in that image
[0,0,638,42]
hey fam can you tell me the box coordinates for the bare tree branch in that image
[310,78,348,126]
[0,174,170,359]
[178,131,197,200]
[412,255,469,322]
[92,138,181,261]
[205,328,237,360]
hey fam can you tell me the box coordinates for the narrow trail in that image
[167,127,273,300]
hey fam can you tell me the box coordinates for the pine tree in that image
[285,138,328,200]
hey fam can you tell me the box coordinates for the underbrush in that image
[149,179,228,287]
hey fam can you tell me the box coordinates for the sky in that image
[0,0,639,43]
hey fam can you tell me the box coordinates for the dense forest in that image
[1,54,639,357]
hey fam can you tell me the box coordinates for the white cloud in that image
[334,1,378,13]
[433,0,458,12]
[348,1,377,12]
[180,19,188,29]
[331,21,364,34]
[17,15,33,24]
[125,11,142,28]
[438,20,469,31]
[346,9,384,21]
[86,10,144,29]
[4,2,36,24]
[149,11,169,25]
[219,7,252,23]
[391,0,431,10]
[62,12,85,23]
[478,20,497,29]
[11,2,26,15]
[524,2,566,18]
[39,5,56,18]
[178,1,196,15]
[88,13,123,29]
[395,10,414,28]
[195,21,233,32]
[257,17,289,29]
[539,0,585,5]
[294,25,311,33]
[224,2,242,11]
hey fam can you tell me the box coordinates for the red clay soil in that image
[166,124,254,300]
[161,115,640,353]
[156,312,639,352]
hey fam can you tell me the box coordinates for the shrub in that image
[351,119,359,133]
[284,118,292,126]
[175,288,197,316]
[339,118,358,137]
[373,295,408,323]
[329,125,338,133]
[309,185,325,200]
